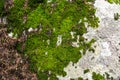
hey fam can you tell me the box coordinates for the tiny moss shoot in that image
[84,69,90,74]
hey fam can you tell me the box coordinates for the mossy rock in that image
[7,0,99,79]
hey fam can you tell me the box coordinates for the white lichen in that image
[47,39,50,45]
[45,52,48,55]
[56,35,62,46]
[72,42,79,48]
[8,32,13,38]
[47,0,52,3]
[28,27,34,32]
[70,31,75,39]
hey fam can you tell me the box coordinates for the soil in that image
[0,28,37,80]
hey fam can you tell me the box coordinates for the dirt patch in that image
[0,28,37,80]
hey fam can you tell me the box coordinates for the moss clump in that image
[84,69,90,74]
[92,72,105,80]
[7,0,99,35]
[114,13,120,20]
[7,0,26,34]
[10,0,99,79]
[24,33,85,79]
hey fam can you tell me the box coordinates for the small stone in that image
[28,28,33,32]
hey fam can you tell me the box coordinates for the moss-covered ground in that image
[1,0,107,79]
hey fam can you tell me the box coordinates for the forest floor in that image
[0,28,37,80]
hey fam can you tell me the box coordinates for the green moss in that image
[9,0,99,79]
[7,0,25,34]
[0,0,4,16]
[70,77,83,80]
[114,13,120,20]
[21,33,97,79]
[26,5,46,28]
[84,69,90,74]
[24,33,82,76]
[28,0,46,9]
[78,77,84,80]
[107,0,120,4]
[92,72,105,80]
[7,0,99,35]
